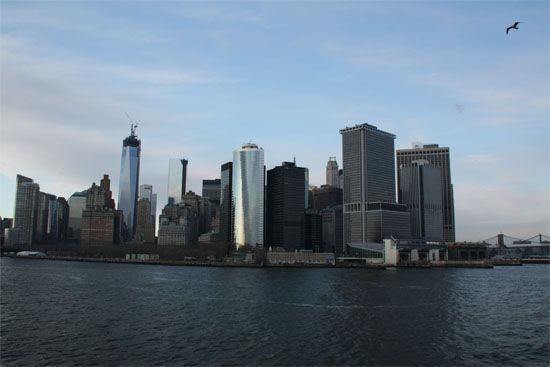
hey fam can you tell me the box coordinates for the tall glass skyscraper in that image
[232,143,264,248]
[118,125,141,238]
[167,158,188,204]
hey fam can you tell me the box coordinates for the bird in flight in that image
[506,22,520,34]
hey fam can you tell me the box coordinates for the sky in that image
[0,1,548,242]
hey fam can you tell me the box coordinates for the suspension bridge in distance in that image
[481,233,550,247]
[480,234,550,260]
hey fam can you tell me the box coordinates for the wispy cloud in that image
[0,34,228,209]
[1,35,226,87]
[106,66,226,85]
[455,182,549,241]
[1,3,170,45]
[181,5,264,24]
[462,154,500,165]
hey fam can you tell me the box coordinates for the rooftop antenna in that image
[293,154,296,164]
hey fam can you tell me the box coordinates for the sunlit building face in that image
[232,143,264,248]
[118,130,141,236]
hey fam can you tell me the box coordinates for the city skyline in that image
[0,1,548,241]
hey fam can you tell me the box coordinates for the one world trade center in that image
[118,124,141,239]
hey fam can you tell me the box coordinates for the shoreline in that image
[7,254,548,268]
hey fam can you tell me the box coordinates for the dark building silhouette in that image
[219,162,233,248]
[320,204,343,254]
[0,217,13,246]
[312,185,343,212]
[56,197,69,243]
[304,210,322,252]
[35,192,56,243]
[266,162,306,251]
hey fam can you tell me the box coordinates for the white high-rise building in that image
[326,157,339,187]
[232,143,264,248]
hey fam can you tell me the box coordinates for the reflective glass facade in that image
[167,158,187,204]
[118,130,141,237]
[68,191,87,240]
[232,143,264,248]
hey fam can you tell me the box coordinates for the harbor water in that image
[1,258,549,366]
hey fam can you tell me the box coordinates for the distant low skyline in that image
[1,1,548,241]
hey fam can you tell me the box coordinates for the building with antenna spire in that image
[118,124,141,240]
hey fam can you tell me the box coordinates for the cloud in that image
[462,154,500,165]
[106,66,225,85]
[179,4,266,25]
[454,182,549,241]
[1,35,225,87]
[0,35,228,217]
[1,3,170,45]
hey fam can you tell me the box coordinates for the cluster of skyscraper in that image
[219,123,455,254]
[3,175,69,247]
[4,122,455,254]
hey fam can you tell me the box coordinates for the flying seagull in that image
[506,21,520,34]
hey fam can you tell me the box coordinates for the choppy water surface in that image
[1,258,549,366]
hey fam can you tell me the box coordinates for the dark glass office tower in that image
[397,144,455,242]
[399,160,443,241]
[202,179,221,204]
[219,162,233,247]
[118,125,141,238]
[340,123,396,246]
[266,161,306,250]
